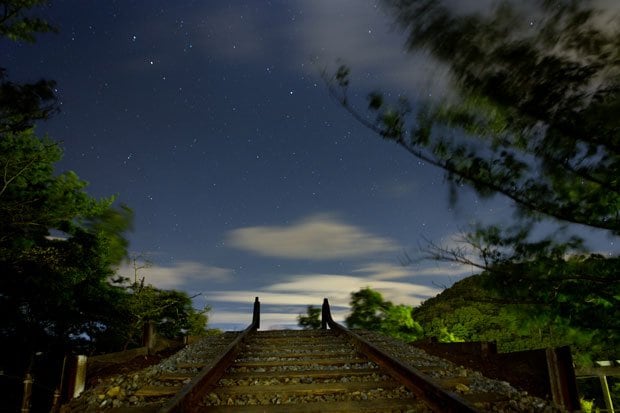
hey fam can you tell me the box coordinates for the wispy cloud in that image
[292,0,451,95]
[116,261,234,291]
[354,261,474,281]
[204,272,442,329]
[269,273,442,306]
[430,231,484,267]
[380,181,419,199]
[207,272,442,309]
[204,257,473,329]
[119,1,450,96]
[226,214,398,260]
[191,4,277,62]
[354,262,412,280]
[207,291,325,306]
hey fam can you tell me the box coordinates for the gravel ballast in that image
[62,329,569,412]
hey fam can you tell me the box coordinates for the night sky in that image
[4,0,615,329]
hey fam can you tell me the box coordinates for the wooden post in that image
[545,346,579,411]
[594,361,616,413]
[252,297,260,330]
[321,298,330,330]
[142,321,156,354]
[50,388,61,412]
[480,341,497,358]
[73,355,87,398]
[20,373,33,413]
[575,360,620,412]
[599,375,615,413]
[64,355,87,400]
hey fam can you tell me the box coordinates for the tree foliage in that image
[103,282,210,351]
[0,69,58,134]
[100,256,210,351]
[0,128,134,359]
[345,287,390,330]
[0,0,57,42]
[297,305,322,330]
[1,1,58,133]
[326,0,619,361]
[421,225,620,359]
[413,270,617,364]
[0,3,215,409]
[345,287,423,341]
[327,0,619,234]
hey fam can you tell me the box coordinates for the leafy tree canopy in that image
[421,224,620,359]
[345,287,390,330]
[345,287,423,341]
[0,4,214,410]
[0,69,57,134]
[0,0,57,42]
[0,129,134,358]
[326,0,619,357]
[297,305,322,330]
[327,0,619,235]
[0,0,134,377]
[100,257,210,352]
[1,1,58,133]
[413,267,618,365]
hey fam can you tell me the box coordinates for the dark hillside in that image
[412,273,580,354]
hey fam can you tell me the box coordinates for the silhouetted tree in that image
[346,287,423,341]
[0,0,56,42]
[327,0,619,234]
[103,255,210,351]
[326,0,619,360]
[0,4,131,409]
[297,305,322,330]
[0,110,135,347]
[1,1,58,133]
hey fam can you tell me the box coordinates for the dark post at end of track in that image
[321,298,332,330]
[252,297,260,330]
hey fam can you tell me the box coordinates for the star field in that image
[4,0,614,329]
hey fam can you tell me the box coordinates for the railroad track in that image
[89,298,559,413]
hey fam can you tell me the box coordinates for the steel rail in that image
[158,297,261,413]
[155,296,481,412]
[321,298,481,413]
